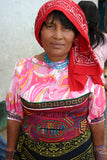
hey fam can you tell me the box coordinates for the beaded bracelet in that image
[94,145,104,160]
[6,148,16,160]
[94,145,105,151]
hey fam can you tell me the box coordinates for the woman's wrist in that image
[6,148,16,160]
[94,145,104,160]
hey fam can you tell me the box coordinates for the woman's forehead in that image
[45,11,68,24]
[46,11,61,22]
[46,13,55,22]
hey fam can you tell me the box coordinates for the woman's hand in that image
[6,148,16,160]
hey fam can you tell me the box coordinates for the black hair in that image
[40,10,79,37]
[78,1,106,49]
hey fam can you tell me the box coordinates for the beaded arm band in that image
[6,148,16,160]
[94,145,104,160]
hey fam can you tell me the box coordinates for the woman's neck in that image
[44,52,69,69]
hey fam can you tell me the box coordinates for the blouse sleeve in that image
[87,84,106,124]
[5,60,24,122]
[103,33,107,61]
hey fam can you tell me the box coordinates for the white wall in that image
[0,0,98,101]
[0,0,45,101]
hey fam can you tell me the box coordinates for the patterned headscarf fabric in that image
[35,0,103,91]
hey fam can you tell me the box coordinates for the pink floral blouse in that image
[5,56,106,124]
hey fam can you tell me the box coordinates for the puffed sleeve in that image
[5,60,24,122]
[87,84,106,124]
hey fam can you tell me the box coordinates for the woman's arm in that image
[90,121,104,146]
[90,121,105,160]
[7,119,21,149]
[6,119,21,160]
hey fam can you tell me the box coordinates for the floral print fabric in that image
[5,56,106,123]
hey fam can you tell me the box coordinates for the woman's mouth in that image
[50,43,64,48]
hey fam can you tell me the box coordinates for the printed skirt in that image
[15,127,95,160]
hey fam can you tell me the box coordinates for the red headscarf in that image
[35,0,104,91]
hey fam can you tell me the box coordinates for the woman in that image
[78,1,107,84]
[78,2,107,159]
[5,0,106,159]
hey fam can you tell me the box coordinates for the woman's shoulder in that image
[103,32,107,41]
[94,32,107,58]
[15,53,45,74]
[34,52,45,62]
[103,32,107,37]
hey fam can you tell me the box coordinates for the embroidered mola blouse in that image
[5,56,106,125]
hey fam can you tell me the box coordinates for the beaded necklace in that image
[44,53,69,69]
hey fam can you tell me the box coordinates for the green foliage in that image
[0,101,8,130]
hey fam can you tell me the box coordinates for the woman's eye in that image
[46,24,54,29]
[62,26,70,30]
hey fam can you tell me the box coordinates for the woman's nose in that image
[53,28,63,40]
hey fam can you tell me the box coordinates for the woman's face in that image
[40,14,75,62]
